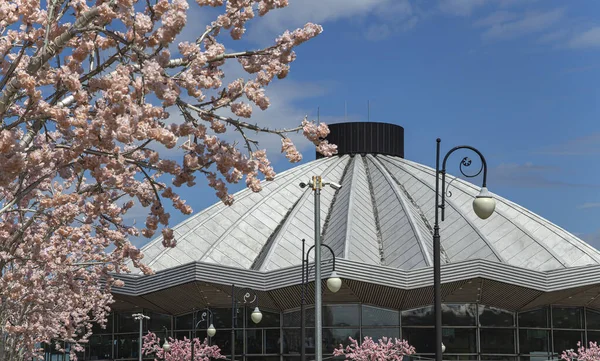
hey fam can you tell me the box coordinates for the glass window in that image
[552,307,582,329]
[115,334,139,359]
[175,313,193,330]
[283,328,315,354]
[443,304,477,326]
[322,328,360,353]
[553,330,582,354]
[402,306,434,326]
[248,309,280,328]
[587,309,600,330]
[588,331,600,343]
[246,329,263,354]
[481,357,517,361]
[212,308,236,329]
[323,305,360,327]
[265,329,281,354]
[117,313,138,333]
[402,328,435,353]
[146,312,171,332]
[480,329,515,354]
[361,328,400,341]
[210,329,243,355]
[87,334,113,360]
[518,329,550,355]
[362,305,399,326]
[174,331,189,340]
[283,308,314,328]
[247,357,280,361]
[443,328,477,354]
[518,309,548,328]
[192,330,207,341]
[479,305,515,327]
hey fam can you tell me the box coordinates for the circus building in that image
[59,122,600,361]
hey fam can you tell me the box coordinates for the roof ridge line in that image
[139,157,321,270]
[380,155,505,264]
[207,155,346,268]
[256,155,350,271]
[368,155,434,267]
[403,158,600,262]
[250,195,305,271]
[362,155,386,265]
[394,157,569,268]
[321,155,355,259]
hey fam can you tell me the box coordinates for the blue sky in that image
[128,0,600,250]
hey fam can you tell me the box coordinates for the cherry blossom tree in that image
[562,342,600,361]
[333,336,416,361]
[142,332,224,361]
[0,0,336,358]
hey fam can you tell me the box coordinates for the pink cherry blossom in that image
[562,342,600,361]
[0,0,335,359]
[333,336,416,361]
[142,331,225,361]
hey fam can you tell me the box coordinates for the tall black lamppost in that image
[191,308,216,361]
[300,239,342,361]
[231,284,262,361]
[433,138,497,361]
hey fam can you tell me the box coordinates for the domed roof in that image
[136,153,600,274]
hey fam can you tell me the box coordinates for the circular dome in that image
[136,153,600,274]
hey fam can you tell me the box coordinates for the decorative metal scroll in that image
[445,156,483,198]
[242,291,257,305]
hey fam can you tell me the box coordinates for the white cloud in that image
[497,0,540,7]
[439,0,486,16]
[568,27,600,49]
[480,8,565,41]
[537,28,570,44]
[473,11,518,28]
[246,0,417,43]
[578,203,600,210]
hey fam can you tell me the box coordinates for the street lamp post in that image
[162,326,172,358]
[300,238,342,361]
[231,285,262,361]
[132,313,150,361]
[299,176,341,361]
[433,138,496,361]
[191,308,216,361]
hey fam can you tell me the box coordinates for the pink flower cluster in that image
[142,331,225,361]
[302,118,338,157]
[562,342,600,361]
[333,336,416,361]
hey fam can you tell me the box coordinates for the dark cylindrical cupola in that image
[316,122,404,159]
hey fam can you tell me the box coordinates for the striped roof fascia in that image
[111,257,600,297]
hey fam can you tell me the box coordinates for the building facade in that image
[61,304,600,361]
[52,122,600,361]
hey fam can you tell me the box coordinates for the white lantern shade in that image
[162,340,171,352]
[473,187,496,220]
[207,323,216,337]
[251,307,262,324]
[441,342,446,353]
[327,271,342,293]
